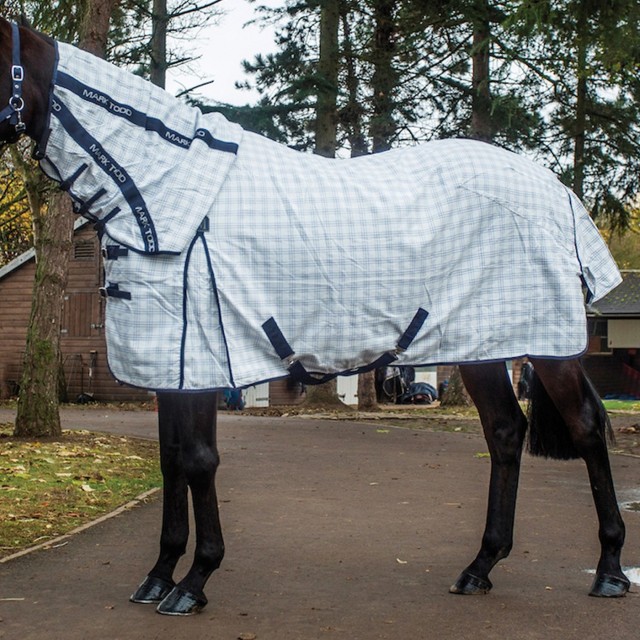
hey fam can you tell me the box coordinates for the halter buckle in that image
[11,65,24,82]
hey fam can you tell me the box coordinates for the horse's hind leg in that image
[450,362,528,595]
[530,358,629,597]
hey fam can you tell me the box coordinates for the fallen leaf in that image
[81,484,94,492]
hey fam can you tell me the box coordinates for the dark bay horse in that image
[0,18,630,616]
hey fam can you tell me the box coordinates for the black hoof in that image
[156,587,207,616]
[130,576,175,604]
[589,573,630,598]
[449,572,493,595]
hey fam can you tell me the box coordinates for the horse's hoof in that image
[156,587,207,616]
[449,572,493,595]
[589,573,630,598]
[130,576,175,604]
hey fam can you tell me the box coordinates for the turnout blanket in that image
[37,41,622,391]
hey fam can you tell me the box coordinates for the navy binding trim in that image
[56,71,239,155]
[50,96,159,253]
[262,307,429,386]
[201,234,235,387]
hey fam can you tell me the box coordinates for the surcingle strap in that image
[262,307,429,386]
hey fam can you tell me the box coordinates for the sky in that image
[165,1,280,106]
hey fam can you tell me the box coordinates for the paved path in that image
[1,407,639,639]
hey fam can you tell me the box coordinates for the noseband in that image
[0,22,26,143]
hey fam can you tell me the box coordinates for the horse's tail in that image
[526,366,613,460]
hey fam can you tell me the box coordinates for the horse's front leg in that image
[156,390,224,615]
[130,391,191,605]
[450,362,528,594]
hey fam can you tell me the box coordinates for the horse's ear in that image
[17,15,56,46]
[18,14,33,29]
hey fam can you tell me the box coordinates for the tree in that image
[314,0,340,157]
[301,0,350,410]
[508,0,640,232]
[114,0,223,90]
[13,0,120,438]
[0,160,32,264]
[440,366,472,407]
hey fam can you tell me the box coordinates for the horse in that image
[0,18,630,616]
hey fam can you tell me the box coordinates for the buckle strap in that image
[99,283,131,300]
[102,245,129,260]
[73,188,107,217]
[262,307,429,386]
[60,163,89,191]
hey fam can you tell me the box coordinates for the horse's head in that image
[0,17,55,150]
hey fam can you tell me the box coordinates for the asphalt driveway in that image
[0,408,639,639]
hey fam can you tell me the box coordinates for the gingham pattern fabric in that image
[38,42,622,391]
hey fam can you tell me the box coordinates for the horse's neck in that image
[20,25,56,144]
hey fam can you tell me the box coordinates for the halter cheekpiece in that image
[0,22,26,138]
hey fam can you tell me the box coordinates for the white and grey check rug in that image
[36,41,622,391]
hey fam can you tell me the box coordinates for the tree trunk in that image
[355,0,398,411]
[315,0,340,158]
[150,0,169,88]
[80,0,119,57]
[369,0,397,153]
[357,370,378,411]
[572,3,588,200]
[340,3,368,156]
[14,191,74,437]
[14,0,118,437]
[440,366,472,407]
[470,0,492,141]
[303,0,349,411]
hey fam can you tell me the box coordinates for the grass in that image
[0,423,161,558]
[602,399,640,412]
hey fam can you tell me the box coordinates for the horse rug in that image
[37,41,622,391]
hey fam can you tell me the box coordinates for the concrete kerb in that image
[0,487,160,565]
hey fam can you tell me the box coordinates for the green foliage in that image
[233,0,639,233]
[0,164,31,266]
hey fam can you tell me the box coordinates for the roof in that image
[0,217,90,282]
[589,271,640,318]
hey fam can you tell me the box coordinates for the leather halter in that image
[0,22,26,141]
